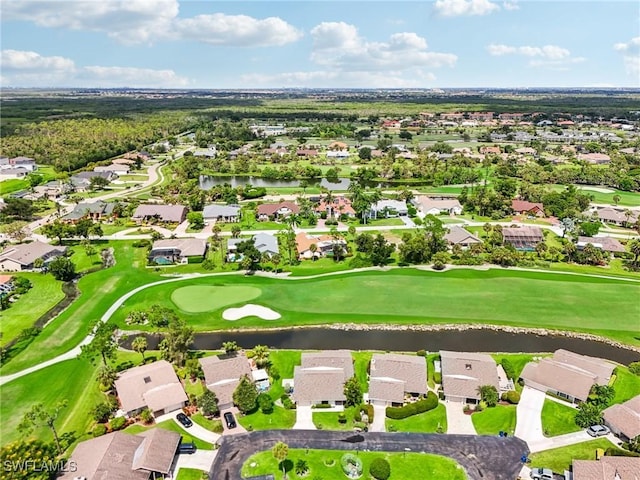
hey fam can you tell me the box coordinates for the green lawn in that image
[471,405,517,436]
[386,403,448,433]
[352,351,372,393]
[491,353,540,383]
[265,350,301,399]
[113,268,640,346]
[313,406,361,431]
[612,366,640,404]
[541,400,581,437]
[67,243,106,272]
[0,273,65,345]
[0,359,102,448]
[529,438,615,473]
[125,419,213,450]
[242,448,467,480]
[238,405,296,431]
[171,285,261,313]
[176,468,207,480]
[190,413,223,433]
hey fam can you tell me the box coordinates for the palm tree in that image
[309,243,318,260]
[482,223,492,239]
[612,194,621,206]
[271,253,281,273]
[132,336,147,362]
[231,224,241,238]
[96,365,117,390]
[629,239,640,268]
[252,344,270,368]
[222,341,239,354]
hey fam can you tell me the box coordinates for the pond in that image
[122,327,640,365]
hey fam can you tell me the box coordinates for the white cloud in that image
[614,37,640,77]
[310,22,456,71]
[173,14,302,47]
[434,0,500,17]
[502,1,519,11]
[2,0,301,47]
[0,49,188,87]
[486,43,583,68]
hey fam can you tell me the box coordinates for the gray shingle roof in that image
[203,204,241,219]
[132,204,187,223]
[0,241,66,267]
[440,350,499,401]
[370,353,427,396]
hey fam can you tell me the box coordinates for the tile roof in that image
[114,360,186,414]
[440,351,499,401]
[151,238,207,257]
[257,201,300,216]
[577,236,626,253]
[512,200,544,213]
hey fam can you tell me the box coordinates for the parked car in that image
[530,467,553,480]
[224,412,237,429]
[586,424,610,437]
[178,442,197,454]
[176,412,193,428]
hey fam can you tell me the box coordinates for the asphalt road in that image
[211,430,529,480]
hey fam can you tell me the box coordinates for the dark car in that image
[224,412,237,429]
[176,412,193,428]
[178,442,197,454]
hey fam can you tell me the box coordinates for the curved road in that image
[212,430,529,480]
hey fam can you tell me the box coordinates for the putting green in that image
[170,285,261,313]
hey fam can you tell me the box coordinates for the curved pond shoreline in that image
[123,323,640,365]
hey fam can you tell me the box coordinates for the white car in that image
[586,424,610,437]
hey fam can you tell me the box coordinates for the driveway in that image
[400,216,416,227]
[370,405,386,432]
[527,430,615,454]
[212,430,528,480]
[444,400,476,434]
[515,386,546,444]
[292,405,315,430]
[173,449,217,477]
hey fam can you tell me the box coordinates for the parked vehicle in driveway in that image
[178,442,196,454]
[586,424,610,437]
[530,467,553,480]
[224,411,237,429]
[176,412,193,428]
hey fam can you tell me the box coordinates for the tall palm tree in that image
[132,336,147,362]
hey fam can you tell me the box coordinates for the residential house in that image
[520,349,616,403]
[0,167,28,180]
[295,232,347,260]
[257,202,300,221]
[3,156,37,171]
[227,233,279,262]
[578,153,611,165]
[61,201,116,223]
[444,226,482,249]
[194,146,217,158]
[296,148,318,158]
[440,351,500,404]
[148,238,207,265]
[588,207,639,227]
[511,200,545,217]
[368,199,408,219]
[199,354,252,410]
[577,236,625,254]
[502,226,544,251]
[480,146,501,155]
[70,171,117,191]
[293,350,354,407]
[132,204,187,224]
[94,163,131,174]
[413,196,463,217]
[0,275,14,296]
[602,395,640,441]
[203,204,241,223]
[114,360,188,417]
[368,353,428,406]
[315,195,356,218]
[572,456,640,480]
[515,147,537,155]
[250,125,287,137]
[0,241,67,272]
[59,429,181,480]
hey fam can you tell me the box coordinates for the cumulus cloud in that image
[0,49,188,87]
[502,1,519,11]
[309,22,456,71]
[614,37,640,77]
[1,0,301,47]
[434,0,500,17]
[486,43,583,69]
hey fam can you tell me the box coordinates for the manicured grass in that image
[471,405,517,436]
[114,268,640,346]
[67,243,105,272]
[242,448,467,480]
[352,351,372,393]
[125,419,213,450]
[313,406,361,431]
[491,353,540,382]
[386,403,448,433]
[1,242,159,374]
[529,438,615,473]
[612,366,640,404]
[176,468,206,480]
[170,285,261,313]
[191,413,222,433]
[0,272,65,345]
[238,405,296,431]
[541,399,580,437]
[267,349,301,399]
[0,359,102,448]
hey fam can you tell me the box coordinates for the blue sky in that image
[1,0,639,88]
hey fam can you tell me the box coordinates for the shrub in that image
[385,391,438,419]
[362,403,374,423]
[92,424,107,437]
[109,416,126,431]
[501,358,517,380]
[91,402,114,423]
[629,362,640,376]
[280,394,295,410]
[139,408,153,424]
[313,403,332,409]
[211,420,224,434]
[501,390,521,404]
[433,371,442,384]
[369,458,391,480]
[416,349,426,357]
[353,410,362,422]
[476,401,487,412]
[605,447,640,457]
[340,454,363,477]
[258,393,274,414]
[338,413,347,424]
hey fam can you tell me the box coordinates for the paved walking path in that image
[444,400,477,434]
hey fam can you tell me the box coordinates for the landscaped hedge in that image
[369,457,391,480]
[385,391,438,419]
[501,390,521,404]
[361,403,374,423]
[605,447,640,457]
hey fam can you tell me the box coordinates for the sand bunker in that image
[222,304,281,321]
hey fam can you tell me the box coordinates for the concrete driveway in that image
[528,430,615,454]
[212,430,528,480]
[515,386,546,444]
[444,400,476,434]
[370,405,386,432]
[173,449,217,476]
[292,405,315,430]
